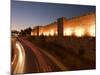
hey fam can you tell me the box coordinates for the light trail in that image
[39,48,68,70]
[13,41,26,74]
[20,38,54,72]
[12,54,17,65]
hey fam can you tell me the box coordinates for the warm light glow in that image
[46,32,49,36]
[74,27,85,37]
[31,32,33,36]
[43,32,46,36]
[50,30,54,36]
[64,28,73,36]
[31,24,95,37]
[55,32,57,35]
[39,32,42,36]
[88,25,95,37]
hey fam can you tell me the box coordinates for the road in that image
[12,37,67,75]
[12,37,95,75]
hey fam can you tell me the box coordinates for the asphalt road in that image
[12,37,95,75]
[12,37,68,75]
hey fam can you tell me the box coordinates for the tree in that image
[19,27,32,36]
[11,30,19,34]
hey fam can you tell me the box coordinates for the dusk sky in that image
[11,0,95,31]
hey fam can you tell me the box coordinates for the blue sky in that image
[11,0,95,31]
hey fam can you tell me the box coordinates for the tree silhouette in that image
[19,27,32,36]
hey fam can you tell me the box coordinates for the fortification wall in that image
[31,12,96,37]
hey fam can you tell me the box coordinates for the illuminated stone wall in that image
[63,12,96,37]
[39,22,57,36]
[31,12,96,37]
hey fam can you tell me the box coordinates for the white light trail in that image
[14,41,26,74]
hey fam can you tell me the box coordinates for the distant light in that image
[74,27,85,37]
[50,30,54,36]
[34,33,37,36]
[88,25,95,37]
[64,28,73,36]
[43,32,46,36]
[31,32,33,36]
[31,24,96,37]
[39,33,42,36]
[46,32,49,36]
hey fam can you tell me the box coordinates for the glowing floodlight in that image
[50,30,54,36]
[88,25,95,37]
[64,28,73,36]
[74,27,85,37]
